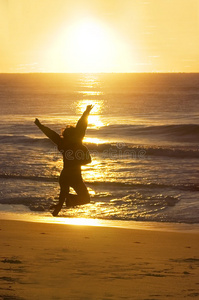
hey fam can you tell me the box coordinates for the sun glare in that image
[88,115,104,128]
[51,217,101,227]
[75,99,103,114]
[84,137,104,144]
[44,17,133,72]
[75,99,104,128]
[54,18,129,73]
[67,20,113,72]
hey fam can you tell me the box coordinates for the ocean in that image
[0,73,199,225]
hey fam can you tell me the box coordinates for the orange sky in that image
[0,0,199,73]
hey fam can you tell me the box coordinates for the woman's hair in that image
[61,125,76,139]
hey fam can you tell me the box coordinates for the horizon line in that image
[0,71,199,75]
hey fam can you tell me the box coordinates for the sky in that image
[0,0,199,73]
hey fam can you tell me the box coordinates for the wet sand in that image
[0,219,199,300]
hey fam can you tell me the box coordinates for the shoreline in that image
[0,208,199,233]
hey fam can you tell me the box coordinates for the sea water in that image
[0,73,199,225]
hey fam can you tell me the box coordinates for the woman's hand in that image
[34,118,41,126]
[86,105,94,113]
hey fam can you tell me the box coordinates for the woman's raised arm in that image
[75,105,93,139]
[34,118,61,145]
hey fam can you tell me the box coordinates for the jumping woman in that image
[34,105,93,216]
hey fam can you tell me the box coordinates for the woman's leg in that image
[52,171,69,216]
[66,176,90,207]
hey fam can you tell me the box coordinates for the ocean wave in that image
[1,173,199,192]
[0,196,49,211]
[2,123,199,142]
[138,146,199,158]
[89,181,199,192]
[0,134,50,146]
[0,193,179,212]
[135,124,199,136]
[88,143,199,158]
[0,173,57,182]
[88,123,199,142]
[1,134,199,158]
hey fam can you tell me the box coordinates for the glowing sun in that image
[64,20,113,72]
[62,19,123,72]
[45,18,132,72]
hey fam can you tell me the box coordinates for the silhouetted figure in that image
[34,105,93,216]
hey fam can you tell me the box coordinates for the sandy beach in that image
[0,219,198,300]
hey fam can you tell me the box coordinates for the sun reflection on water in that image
[77,91,103,96]
[82,159,109,182]
[88,115,104,128]
[75,99,104,128]
[57,217,100,227]
[75,99,103,114]
[84,137,105,144]
[79,75,99,89]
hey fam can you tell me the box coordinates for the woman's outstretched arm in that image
[34,118,61,145]
[75,105,93,139]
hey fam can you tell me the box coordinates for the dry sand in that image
[0,219,199,300]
